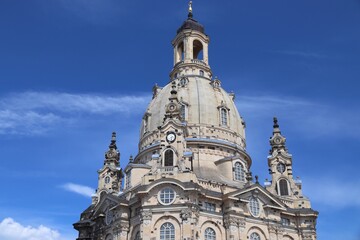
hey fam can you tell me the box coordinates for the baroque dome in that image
[139,76,246,151]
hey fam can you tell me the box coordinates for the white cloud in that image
[303,178,360,208]
[61,183,94,197]
[0,218,61,240]
[0,91,151,135]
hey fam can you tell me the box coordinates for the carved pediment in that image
[93,194,119,217]
[226,185,286,211]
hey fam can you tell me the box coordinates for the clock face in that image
[166,132,176,143]
[277,163,286,173]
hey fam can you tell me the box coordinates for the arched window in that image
[177,42,184,62]
[105,176,110,184]
[250,232,261,240]
[234,162,245,181]
[249,197,260,217]
[204,227,216,240]
[193,40,203,60]
[160,222,175,240]
[134,231,140,240]
[143,116,148,133]
[164,149,174,166]
[105,234,113,240]
[221,108,228,126]
[199,70,204,76]
[279,179,289,196]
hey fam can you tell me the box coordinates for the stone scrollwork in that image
[140,209,152,225]
[180,208,192,222]
[224,217,246,233]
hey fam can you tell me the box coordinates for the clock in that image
[166,132,176,143]
[277,163,286,173]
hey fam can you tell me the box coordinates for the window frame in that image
[158,187,176,205]
[249,232,261,240]
[278,179,290,196]
[249,197,260,217]
[233,162,246,182]
[163,149,175,167]
[160,222,175,240]
[204,227,216,240]
[220,108,228,126]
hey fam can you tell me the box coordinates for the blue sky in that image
[0,0,359,239]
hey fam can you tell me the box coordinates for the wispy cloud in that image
[272,50,326,59]
[61,183,94,197]
[0,218,62,240]
[236,95,360,139]
[303,178,360,208]
[0,91,150,135]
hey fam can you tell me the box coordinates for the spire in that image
[105,132,120,166]
[269,117,287,153]
[188,1,193,18]
[109,132,117,149]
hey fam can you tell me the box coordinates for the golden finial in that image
[188,1,193,18]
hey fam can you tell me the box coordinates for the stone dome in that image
[139,76,246,150]
[177,17,205,34]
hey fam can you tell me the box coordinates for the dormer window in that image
[234,162,245,181]
[220,108,228,126]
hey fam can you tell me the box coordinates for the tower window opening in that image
[221,108,228,126]
[160,222,175,240]
[105,176,110,184]
[164,149,174,166]
[199,70,204,76]
[177,42,185,62]
[279,179,289,196]
[234,162,245,181]
[193,40,203,60]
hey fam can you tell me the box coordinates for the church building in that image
[74,3,318,240]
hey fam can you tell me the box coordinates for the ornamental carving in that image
[180,208,192,222]
[140,210,152,225]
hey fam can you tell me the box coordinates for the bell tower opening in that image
[164,149,174,166]
[176,41,185,63]
[193,40,203,60]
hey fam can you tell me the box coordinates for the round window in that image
[158,187,176,205]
